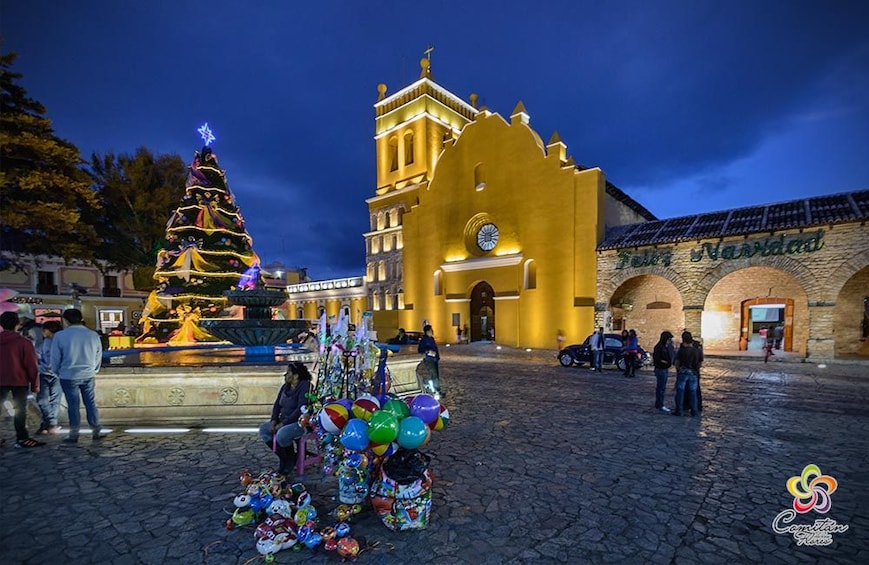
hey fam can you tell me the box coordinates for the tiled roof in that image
[598,189,869,250]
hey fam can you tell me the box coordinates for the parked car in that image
[557,333,649,372]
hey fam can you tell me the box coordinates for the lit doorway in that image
[470,282,495,342]
[741,298,793,352]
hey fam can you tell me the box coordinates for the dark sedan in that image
[557,333,649,371]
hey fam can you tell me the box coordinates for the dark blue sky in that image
[3,1,868,280]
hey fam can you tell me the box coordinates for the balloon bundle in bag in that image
[370,449,434,531]
[337,452,371,504]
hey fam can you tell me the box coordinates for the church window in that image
[378,260,387,281]
[434,269,444,296]
[388,137,399,172]
[474,163,486,191]
[404,132,414,165]
[296,307,304,319]
[523,259,537,290]
[377,211,385,230]
[371,237,380,255]
[367,263,375,281]
[384,290,392,310]
[397,290,405,309]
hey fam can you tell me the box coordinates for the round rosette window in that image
[463,213,499,256]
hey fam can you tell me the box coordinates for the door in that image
[469,281,495,342]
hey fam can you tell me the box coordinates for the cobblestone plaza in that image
[2,347,867,564]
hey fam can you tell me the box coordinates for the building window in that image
[396,231,403,250]
[371,237,380,254]
[474,162,486,191]
[372,292,381,311]
[385,290,392,310]
[296,307,304,319]
[388,136,399,172]
[390,209,399,227]
[404,131,414,165]
[383,235,392,252]
[434,270,443,296]
[378,260,386,281]
[103,275,120,297]
[37,271,57,294]
[377,211,386,230]
[98,309,124,334]
[523,259,537,290]
[398,290,405,309]
[367,263,376,282]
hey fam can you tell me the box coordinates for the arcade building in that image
[287,58,869,361]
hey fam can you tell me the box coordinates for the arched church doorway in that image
[470,281,495,342]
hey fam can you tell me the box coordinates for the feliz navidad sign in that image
[615,230,825,270]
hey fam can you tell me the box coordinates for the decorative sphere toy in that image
[335,522,351,537]
[337,537,360,558]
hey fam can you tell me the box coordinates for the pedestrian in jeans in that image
[50,308,104,443]
[652,331,675,413]
[0,311,45,448]
[36,320,64,435]
[673,331,703,417]
[590,327,605,372]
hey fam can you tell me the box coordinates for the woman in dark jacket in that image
[652,331,675,413]
[257,361,312,474]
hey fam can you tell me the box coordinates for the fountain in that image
[199,288,308,356]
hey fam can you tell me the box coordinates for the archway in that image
[470,281,495,342]
[608,274,684,343]
[833,265,869,357]
[704,266,808,354]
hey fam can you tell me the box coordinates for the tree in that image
[144,145,264,341]
[0,52,100,269]
[87,148,187,272]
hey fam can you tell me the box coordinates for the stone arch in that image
[822,247,869,303]
[599,265,693,305]
[695,254,820,305]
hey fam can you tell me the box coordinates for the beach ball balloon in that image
[429,405,450,430]
[397,416,428,449]
[370,441,398,457]
[409,394,441,425]
[381,398,410,420]
[319,403,349,434]
[367,410,399,444]
[340,418,370,452]
[352,394,381,422]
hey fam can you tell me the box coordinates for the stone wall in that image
[596,222,869,359]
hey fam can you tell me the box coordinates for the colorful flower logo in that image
[786,464,838,514]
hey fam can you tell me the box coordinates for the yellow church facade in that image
[361,60,651,349]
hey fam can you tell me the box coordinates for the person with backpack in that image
[652,331,675,413]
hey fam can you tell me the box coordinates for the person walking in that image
[36,320,64,435]
[673,331,703,417]
[0,311,45,448]
[258,361,313,475]
[590,326,605,372]
[652,331,675,413]
[622,329,639,377]
[50,308,104,443]
[417,324,442,396]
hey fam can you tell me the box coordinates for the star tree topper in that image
[197,122,216,146]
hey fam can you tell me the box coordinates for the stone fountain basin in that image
[200,319,308,346]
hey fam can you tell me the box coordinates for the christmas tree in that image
[141,123,264,343]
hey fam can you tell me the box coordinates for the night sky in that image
[2,1,868,280]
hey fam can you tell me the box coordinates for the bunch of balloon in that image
[316,392,450,512]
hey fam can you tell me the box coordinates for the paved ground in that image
[1,345,868,564]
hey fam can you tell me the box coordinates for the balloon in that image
[337,537,360,558]
[409,394,441,424]
[304,532,323,549]
[352,394,381,422]
[381,398,410,420]
[370,441,398,457]
[367,410,399,444]
[340,418,370,452]
[397,416,428,449]
[319,403,349,434]
[335,522,351,537]
[336,398,354,413]
[429,405,450,430]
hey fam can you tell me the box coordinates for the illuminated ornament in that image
[197,122,216,146]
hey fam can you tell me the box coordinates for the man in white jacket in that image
[50,308,103,443]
